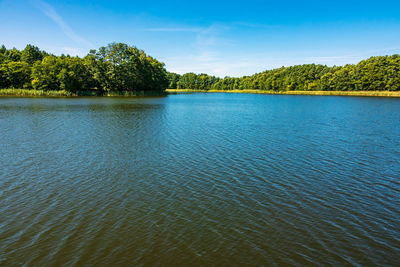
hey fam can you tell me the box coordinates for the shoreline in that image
[0,89,167,97]
[166,89,400,97]
[2,89,400,98]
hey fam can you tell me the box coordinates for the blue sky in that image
[1,0,400,76]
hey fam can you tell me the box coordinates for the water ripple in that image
[0,95,399,266]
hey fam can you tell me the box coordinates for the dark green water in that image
[1,93,399,266]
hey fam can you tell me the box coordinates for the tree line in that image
[2,43,400,93]
[168,55,400,91]
[0,43,169,93]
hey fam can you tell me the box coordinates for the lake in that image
[1,93,399,266]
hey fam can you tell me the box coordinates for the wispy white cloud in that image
[231,21,282,30]
[150,21,400,77]
[163,24,240,76]
[142,27,204,32]
[32,0,93,48]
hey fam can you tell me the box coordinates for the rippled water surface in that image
[1,93,400,266]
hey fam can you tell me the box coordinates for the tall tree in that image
[21,44,43,64]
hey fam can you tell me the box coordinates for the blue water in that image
[1,93,399,265]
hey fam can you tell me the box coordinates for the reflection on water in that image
[0,94,399,266]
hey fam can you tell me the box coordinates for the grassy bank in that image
[3,88,399,97]
[0,89,166,97]
[166,89,400,97]
[105,90,167,96]
[0,89,75,97]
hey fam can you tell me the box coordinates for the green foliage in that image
[4,48,22,62]
[167,72,181,88]
[0,45,6,64]
[208,64,332,91]
[171,55,400,92]
[174,72,220,90]
[0,43,169,94]
[86,43,168,92]
[21,44,45,64]
[1,43,400,94]
[0,61,31,89]
[31,55,95,91]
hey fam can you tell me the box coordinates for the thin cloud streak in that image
[32,0,93,48]
[142,27,204,32]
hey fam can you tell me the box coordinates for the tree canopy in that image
[167,55,400,92]
[0,43,169,94]
[1,44,400,93]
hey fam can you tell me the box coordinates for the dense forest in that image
[168,55,400,91]
[0,43,169,94]
[1,43,400,94]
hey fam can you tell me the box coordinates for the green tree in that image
[86,43,168,92]
[0,61,31,89]
[21,44,43,64]
[167,72,181,89]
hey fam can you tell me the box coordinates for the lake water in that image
[1,93,399,266]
